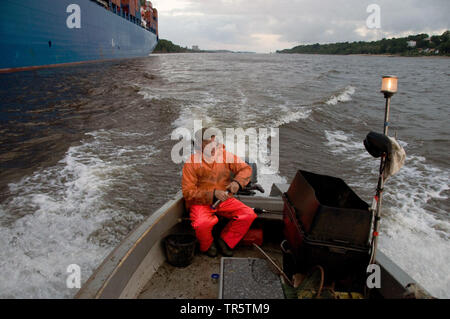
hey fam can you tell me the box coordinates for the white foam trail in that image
[0,130,157,298]
[271,108,311,128]
[170,88,311,198]
[172,103,214,130]
[324,130,450,298]
[256,166,288,195]
[138,90,160,101]
[324,130,372,162]
[325,86,356,105]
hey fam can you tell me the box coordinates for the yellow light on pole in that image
[381,76,398,96]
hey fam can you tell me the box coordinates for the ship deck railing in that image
[90,0,158,35]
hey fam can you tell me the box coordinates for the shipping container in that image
[153,8,158,36]
[136,0,142,19]
[121,0,129,15]
[138,0,157,31]
[111,0,121,13]
[147,8,153,18]
[130,0,135,16]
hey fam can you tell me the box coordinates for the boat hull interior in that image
[76,184,429,299]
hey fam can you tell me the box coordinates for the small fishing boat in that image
[75,176,431,299]
[76,76,434,299]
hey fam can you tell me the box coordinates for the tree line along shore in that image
[153,39,196,53]
[277,31,450,56]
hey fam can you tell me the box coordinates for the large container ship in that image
[0,0,159,72]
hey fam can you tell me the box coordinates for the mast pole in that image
[369,92,392,265]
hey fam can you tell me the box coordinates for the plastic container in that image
[211,274,220,284]
[164,234,197,268]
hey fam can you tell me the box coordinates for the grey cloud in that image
[157,0,450,52]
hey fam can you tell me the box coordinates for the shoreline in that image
[277,52,450,58]
[152,51,450,58]
[349,53,450,58]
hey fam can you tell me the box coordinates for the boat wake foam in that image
[324,129,450,298]
[325,86,356,105]
[0,129,157,298]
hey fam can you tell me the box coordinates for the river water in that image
[0,53,449,298]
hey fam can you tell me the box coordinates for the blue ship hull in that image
[0,0,158,71]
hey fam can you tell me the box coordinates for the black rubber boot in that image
[206,242,218,257]
[217,238,233,257]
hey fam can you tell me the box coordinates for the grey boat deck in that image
[138,243,282,299]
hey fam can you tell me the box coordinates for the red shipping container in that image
[129,0,135,16]
[153,8,158,35]
[129,0,139,17]
[120,0,129,15]
[239,228,263,246]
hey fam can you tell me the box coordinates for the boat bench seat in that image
[255,211,283,221]
[238,195,284,222]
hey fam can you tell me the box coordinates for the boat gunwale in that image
[75,191,184,299]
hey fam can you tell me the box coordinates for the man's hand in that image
[214,190,230,202]
[226,181,240,194]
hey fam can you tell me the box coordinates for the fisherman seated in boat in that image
[181,128,257,257]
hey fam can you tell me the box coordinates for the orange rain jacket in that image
[182,144,252,209]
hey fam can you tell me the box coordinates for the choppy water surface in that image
[0,53,449,298]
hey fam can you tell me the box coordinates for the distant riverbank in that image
[351,53,450,58]
[292,53,450,58]
[278,31,450,57]
[153,39,194,53]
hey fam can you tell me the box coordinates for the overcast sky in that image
[151,0,449,53]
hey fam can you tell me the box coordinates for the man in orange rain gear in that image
[182,128,257,257]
